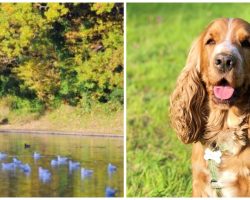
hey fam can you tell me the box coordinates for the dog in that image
[170,18,250,197]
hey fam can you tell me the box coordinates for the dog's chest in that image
[206,150,250,197]
[204,110,250,197]
[226,109,246,129]
[207,109,248,155]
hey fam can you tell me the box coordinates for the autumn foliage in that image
[0,3,123,110]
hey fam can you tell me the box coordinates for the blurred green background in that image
[127,3,250,197]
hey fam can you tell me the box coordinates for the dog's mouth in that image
[212,78,237,104]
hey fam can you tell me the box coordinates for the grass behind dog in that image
[127,3,250,197]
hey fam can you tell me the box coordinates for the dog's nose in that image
[214,53,236,72]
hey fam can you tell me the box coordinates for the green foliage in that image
[0,3,44,60]
[91,3,114,14]
[0,75,10,96]
[4,95,44,113]
[127,3,250,197]
[0,3,123,109]
[44,3,69,22]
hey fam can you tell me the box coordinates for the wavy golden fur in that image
[170,38,208,144]
[170,18,250,197]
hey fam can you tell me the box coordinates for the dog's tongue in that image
[213,86,234,100]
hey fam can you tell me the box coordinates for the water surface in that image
[0,132,123,197]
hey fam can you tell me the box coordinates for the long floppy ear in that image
[170,38,208,144]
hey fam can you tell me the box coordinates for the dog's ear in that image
[170,38,208,144]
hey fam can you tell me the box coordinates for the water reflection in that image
[0,132,123,197]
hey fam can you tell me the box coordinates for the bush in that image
[5,95,44,113]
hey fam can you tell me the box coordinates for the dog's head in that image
[170,18,250,143]
[200,18,250,109]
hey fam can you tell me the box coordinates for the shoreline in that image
[0,129,123,138]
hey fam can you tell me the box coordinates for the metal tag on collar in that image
[204,148,222,164]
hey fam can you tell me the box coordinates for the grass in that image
[127,3,250,197]
[0,97,123,135]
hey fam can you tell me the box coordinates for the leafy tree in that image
[0,3,123,108]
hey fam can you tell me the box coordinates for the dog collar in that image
[204,148,223,197]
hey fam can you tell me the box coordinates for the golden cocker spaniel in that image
[170,18,250,197]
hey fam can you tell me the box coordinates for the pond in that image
[0,132,123,197]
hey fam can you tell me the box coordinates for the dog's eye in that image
[205,38,216,45]
[241,39,250,48]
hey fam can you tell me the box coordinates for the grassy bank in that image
[127,3,250,197]
[0,3,124,136]
[0,97,123,135]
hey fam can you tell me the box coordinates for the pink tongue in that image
[213,86,234,100]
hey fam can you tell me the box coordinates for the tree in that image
[0,3,124,108]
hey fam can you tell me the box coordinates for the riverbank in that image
[0,104,123,136]
[0,129,123,138]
